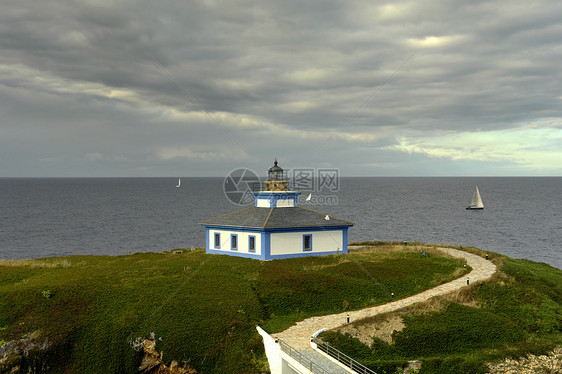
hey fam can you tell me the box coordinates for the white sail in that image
[176,178,181,188]
[468,186,484,209]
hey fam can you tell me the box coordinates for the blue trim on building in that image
[214,232,221,249]
[303,234,312,251]
[264,250,344,260]
[342,227,348,254]
[230,234,238,251]
[249,235,256,253]
[203,225,351,232]
[253,191,301,207]
[204,226,267,233]
[263,232,271,258]
[260,232,266,256]
[253,191,301,198]
[206,248,264,260]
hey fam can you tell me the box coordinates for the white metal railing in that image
[278,339,329,374]
[312,337,377,374]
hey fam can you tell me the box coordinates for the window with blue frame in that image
[249,236,256,252]
[303,234,312,251]
[214,233,220,249]
[231,234,238,251]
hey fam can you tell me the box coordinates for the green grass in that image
[0,245,467,373]
[320,252,562,374]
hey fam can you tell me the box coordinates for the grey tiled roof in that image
[200,206,354,229]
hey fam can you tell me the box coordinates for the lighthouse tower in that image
[200,160,354,260]
[254,159,300,208]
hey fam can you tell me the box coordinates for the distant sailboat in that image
[466,186,484,210]
[306,193,312,201]
[176,178,181,188]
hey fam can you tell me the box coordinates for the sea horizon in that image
[1,177,560,269]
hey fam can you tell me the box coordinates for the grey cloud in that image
[1,0,562,176]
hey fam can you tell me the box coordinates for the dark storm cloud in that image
[1,0,562,176]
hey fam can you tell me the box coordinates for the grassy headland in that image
[0,243,467,373]
[320,244,562,374]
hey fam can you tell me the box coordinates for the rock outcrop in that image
[137,339,197,374]
[487,347,562,373]
[0,331,52,373]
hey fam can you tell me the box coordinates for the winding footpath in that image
[271,247,497,373]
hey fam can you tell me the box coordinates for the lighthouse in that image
[200,160,354,260]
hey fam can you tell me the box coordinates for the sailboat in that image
[466,185,484,210]
[176,178,181,188]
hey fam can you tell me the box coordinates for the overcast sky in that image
[1,0,561,177]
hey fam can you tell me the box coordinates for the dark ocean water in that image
[0,177,560,269]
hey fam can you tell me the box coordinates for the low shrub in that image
[363,359,409,374]
[420,356,487,374]
[393,303,523,356]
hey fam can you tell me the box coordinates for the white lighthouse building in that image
[200,160,354,260]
